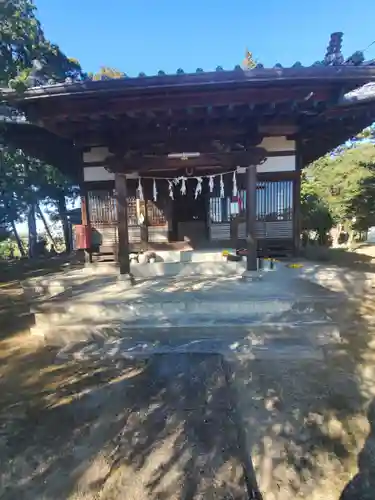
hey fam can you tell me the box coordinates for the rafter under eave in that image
[105,149,267,174]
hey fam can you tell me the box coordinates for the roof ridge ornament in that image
[324,32,344,66]
[243,48,257,70]
[345,50,365,66]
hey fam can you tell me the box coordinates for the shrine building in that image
[2,32,375,275]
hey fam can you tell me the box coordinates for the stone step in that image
[83,260,249,277]
[32,295,338,328]
[32,322,341,349]
[130,260,247,278]
[55,337,326,363]
[21,261,250,301]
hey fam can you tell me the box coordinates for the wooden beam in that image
[110,136,264,157]
[50,116,261,144]
[114,173,130,275]
[106,149,267,174]
[246,165,258,271]
[36,86,333,120]
[259,125,299,135]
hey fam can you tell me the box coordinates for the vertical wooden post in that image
[246,165,258,271]
[293,172,301,256]
[115,173,130,275]
[140,199,148,250]
[80,184,92,263]
[81,192,88,226]
[294,137,303,256]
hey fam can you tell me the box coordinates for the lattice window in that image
[256,181,293,221]
[209,197,230,223]
[127,196,138,226]
[88,190,116,224]
[209,181,293,223]
[147,201,166,226]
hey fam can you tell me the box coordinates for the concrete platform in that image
[21,249,276,300]
[54,323,340,363]
[27,264,345,358]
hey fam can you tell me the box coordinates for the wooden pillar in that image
[246,165,258,271]
[140,200,148,251]
[293,172,301,256]
[294,138,303,256]
[81,191,88,226]
[115,173,130,275]
[80,184,92,263]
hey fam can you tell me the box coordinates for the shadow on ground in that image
[0,353,260,499]
[0,252,84,285]
[339,399,375,500]
[1,254,375,498]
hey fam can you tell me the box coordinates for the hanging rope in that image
[138,168,238,180]
[167,180,174,200]
[131,168,245,202]
[194,177,203,199]
[180,176,187,195]
[152,178,158,202]
[137,178,144,201]
[232,171,238,197]
[220,174,225,198]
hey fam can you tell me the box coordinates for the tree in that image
[0,145,78,254]
[89,66,126,80]
[242,48,256,69]
[300,172,333,244]
[35,164,79,252]
[0,1,83,255]
[305,143,375,243]
[0,0,83,90]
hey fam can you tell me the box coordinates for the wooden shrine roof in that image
[2,65,374,139]
[2,65,375,114]
[2,32,375,173]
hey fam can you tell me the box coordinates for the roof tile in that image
[3,32,375,93]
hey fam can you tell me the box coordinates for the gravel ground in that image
[1,255,375,499]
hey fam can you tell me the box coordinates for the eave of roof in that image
[3,65,375,103]
[339,82,375,106]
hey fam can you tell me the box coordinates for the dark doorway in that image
[171,179,208,245]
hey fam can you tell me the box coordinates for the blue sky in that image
[35,0,375,76]
[23,0,375,236]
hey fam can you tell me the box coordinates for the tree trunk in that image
[36,204,56,248]
[57,194,71,253]
[348,229,356,248]
[333,223,343,247]
[28,203,37,258]
[10,220,26,257]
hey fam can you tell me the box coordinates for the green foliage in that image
[0,147,76,251]
[0,148,29,229]
[0,0,83,89]
[303,143,375,243]
[89,66,126,80]
[242,49,257,69]
[0,1,81,253]
[0,237,19,259]
[300,173,333,243]
[357,127,375,140]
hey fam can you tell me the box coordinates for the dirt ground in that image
[0,282,251,499]
[1,248,375,499]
